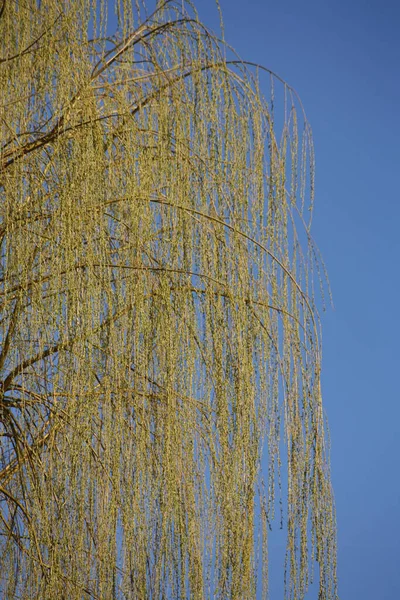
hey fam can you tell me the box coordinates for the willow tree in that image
[0,1,337,598]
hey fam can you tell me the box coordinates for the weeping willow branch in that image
[0,1,337,599]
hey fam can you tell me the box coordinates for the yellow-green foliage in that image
[0,1,337,598]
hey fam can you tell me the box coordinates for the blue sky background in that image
[196,1,400,598]
[107,1,398,596]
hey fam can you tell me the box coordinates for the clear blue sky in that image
[197,1,400,598]
[108,1,398,596]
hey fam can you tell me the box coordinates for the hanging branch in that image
[0,1,337,599]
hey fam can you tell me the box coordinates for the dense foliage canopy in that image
[0,1,337,598]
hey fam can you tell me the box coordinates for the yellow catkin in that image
[0,1,337,598]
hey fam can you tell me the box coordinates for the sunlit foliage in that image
[0,1,337,598]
